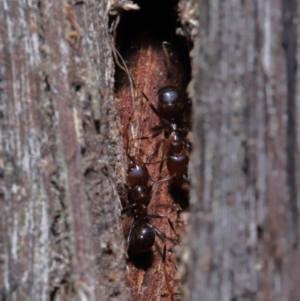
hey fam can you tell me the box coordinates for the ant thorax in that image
[131,185,150,206]
[168,133,185,155]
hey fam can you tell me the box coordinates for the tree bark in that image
[1,0,300,301]
[0,0,130,300]
[186,0,300,300]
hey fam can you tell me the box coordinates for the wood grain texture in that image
[0,0,130,300]
[2,0,300,300]
[184,0,300,300]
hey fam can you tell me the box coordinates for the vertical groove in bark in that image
[282,0,298,249]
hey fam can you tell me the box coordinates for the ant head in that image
[129,225,155,252]
[158,86,184,121]
[127,158,150,187]
[132,185,151,206]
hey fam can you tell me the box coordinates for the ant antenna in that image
[108,22,127,73]
[123,118,143,161]
[162,41,173,79]
[114,48,135,105]
[141,91,161,118]
[108,23,135,106]
[152,175,175,193]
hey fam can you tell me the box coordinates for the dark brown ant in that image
[124,176,174,252]
[123,171,174,252]
[124,172,178,252]
[122,128,152,210]
[141,88,190,183]
[122,128,175,252]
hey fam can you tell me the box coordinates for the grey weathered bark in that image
[187,0,300,300]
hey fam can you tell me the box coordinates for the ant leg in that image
[159,131,176,172]
[141,91,161,118]
[152,124,166,134]
[162,41,174,79]
[121,203,136,214]
[138,128,164,142]
[167,218,178,239]
[127,225,134,248]
[122,126,142,163]
[147,223,165,241]
[152,175,175,190]
[148,213,178,240]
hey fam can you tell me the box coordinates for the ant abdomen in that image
[158,86,185,121]
[166,153,189,182]
[128,225,155,252]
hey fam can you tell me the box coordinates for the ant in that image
[123,171,177,252]
[121,128,152,211]
[124,182,176,252]
[123,173,175,253]
[141,87,191,183]
[121,128,175,252]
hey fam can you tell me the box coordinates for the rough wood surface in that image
[186,0,300,300]
[2,0,300,300]
[0,0,130,300]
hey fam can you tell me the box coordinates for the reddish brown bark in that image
[116,40,189,301]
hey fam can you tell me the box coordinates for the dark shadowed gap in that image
[114,0,191,90]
